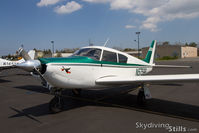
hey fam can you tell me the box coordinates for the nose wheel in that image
[49,90,64,113]
[72,89,82,96]
[137,90,146,105]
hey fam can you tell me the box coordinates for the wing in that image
[95,74,199,85]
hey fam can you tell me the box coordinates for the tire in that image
[49,96,64,114]
[137,90,146,105]
[72,89,82,97]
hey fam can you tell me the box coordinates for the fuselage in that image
[39,46,153,90]
[0,58,24,68]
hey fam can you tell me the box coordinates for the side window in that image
[118,54,128,63]
[102,50,117,63]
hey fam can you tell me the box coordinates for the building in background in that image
[124,51,142,58]
[36,51,52,58]
[142,45,198,59]
[53,53,73,57]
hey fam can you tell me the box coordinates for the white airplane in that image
[0,49,35,70]
[17,40,199,113]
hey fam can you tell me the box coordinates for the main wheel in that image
[72,89,82,97]
[49,96,64,114]
[137,90,146,105]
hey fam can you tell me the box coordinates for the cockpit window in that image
[118,54,128,63]
[73,48,102,60]
[102,50,117,63]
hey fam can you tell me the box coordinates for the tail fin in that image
[143,40,157,64]
[18,48,35,61]
[28,50,35,60]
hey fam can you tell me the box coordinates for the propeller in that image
[16,59,49,88]
[16,48,49,88]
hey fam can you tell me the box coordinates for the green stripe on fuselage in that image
[39,56,146,67]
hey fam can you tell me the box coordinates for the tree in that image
[188,42,197,47]
[123,48,136,51]
[162,41,169,45]
[56,52,62,57]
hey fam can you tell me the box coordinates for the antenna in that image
[89,39,93,46]
[103,38,110,47]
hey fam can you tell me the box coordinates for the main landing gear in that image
[49,88,82,113]
[49,89,64,114]
[137,85,152,105]
[72,89,82,96]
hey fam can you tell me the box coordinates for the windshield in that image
[73,48,102,60]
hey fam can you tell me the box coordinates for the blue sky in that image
[1,0,199,56]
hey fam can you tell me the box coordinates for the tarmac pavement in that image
[0,59,199,133]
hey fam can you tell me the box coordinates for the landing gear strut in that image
[49,89,64,113]
[72,89,82,96]
[137,85,152,105]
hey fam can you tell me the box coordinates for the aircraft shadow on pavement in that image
[16,73,31,76]
[11,85,199,122]
[0,78,11,83]
[15,85,49,93]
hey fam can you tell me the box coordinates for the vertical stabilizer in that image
[18,48,35,61]
[28,50,35,60]
[143,40,157,64]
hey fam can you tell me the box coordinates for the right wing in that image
[96,74,199,85]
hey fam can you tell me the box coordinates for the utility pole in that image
[51,41,54,57]
[135,32,141,58]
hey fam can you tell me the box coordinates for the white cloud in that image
[125,25,136,29]
[110,0,135,10]
[82,0,111,3]
[37,0,61,7]
[54,1,82,14]
[82,0,199,32]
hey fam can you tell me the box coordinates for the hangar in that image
[142,45,198,59]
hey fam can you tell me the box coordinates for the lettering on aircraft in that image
[136,68,147,76]
[2,61,19,66]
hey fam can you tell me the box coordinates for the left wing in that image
[96,74,199,85]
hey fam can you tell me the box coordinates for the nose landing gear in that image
[49,89,64,114]
[72,89,82,96]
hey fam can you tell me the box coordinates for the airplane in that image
[16,40,199,113]
[0,49,35,70]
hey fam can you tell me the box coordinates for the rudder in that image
[143,40,157,64]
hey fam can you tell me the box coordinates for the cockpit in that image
[73,48,102,61]
[73,47,128,63]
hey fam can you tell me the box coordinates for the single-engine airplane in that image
[17,40,199,113]
[0,49,35,70]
